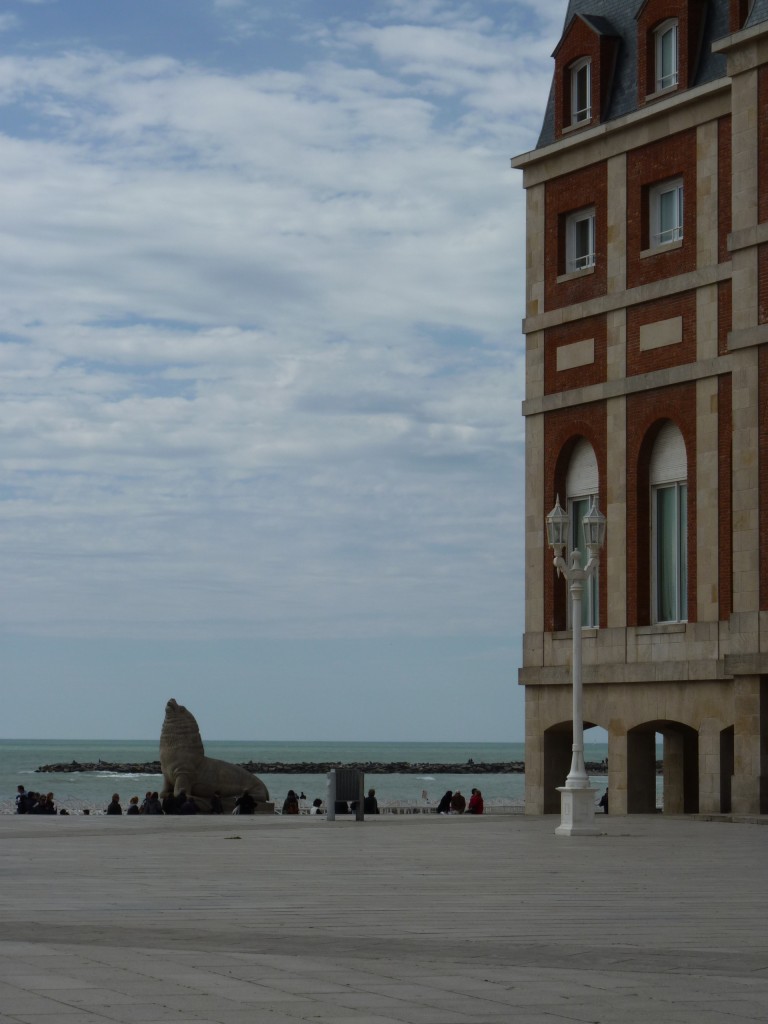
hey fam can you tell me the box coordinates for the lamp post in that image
[546,494,606,836]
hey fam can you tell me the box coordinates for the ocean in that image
[0,738,613,814]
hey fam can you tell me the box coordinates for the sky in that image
[0,0,563,742]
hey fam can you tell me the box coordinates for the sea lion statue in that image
[160,698,271,812]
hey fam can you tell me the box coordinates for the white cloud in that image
[0,1,547,657]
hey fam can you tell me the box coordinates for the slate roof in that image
[747,0,768,26]
[536,0,749,149]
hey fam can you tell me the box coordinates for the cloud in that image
[0,1,547,650]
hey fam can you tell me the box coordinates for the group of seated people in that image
[106,790,221,815]
[435,788,484,814]
[15,787,60,814]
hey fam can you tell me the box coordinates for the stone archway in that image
[627,721,699,814]
[543,720,600,814]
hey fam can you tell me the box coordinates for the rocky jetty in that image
[36,758,613,775]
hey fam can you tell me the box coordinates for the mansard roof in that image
[747,0,768,26]
[537,0,733,148]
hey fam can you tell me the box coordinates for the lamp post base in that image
[555,786,601,837]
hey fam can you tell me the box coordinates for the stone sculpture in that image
[159,698,271,812]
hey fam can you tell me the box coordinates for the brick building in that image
[512,0,768,815]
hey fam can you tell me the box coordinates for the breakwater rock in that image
[36,759,611,775]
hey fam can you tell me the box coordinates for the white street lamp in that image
[546,494,606,836]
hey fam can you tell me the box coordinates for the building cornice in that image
[521,353,738,418]
[511,78,731,187]
[521,261,732,336]
[712,20,768,64]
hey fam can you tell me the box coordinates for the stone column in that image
[607,723,627,816]
[732,675,767,814]
[698,718,722,814]
[663,731,684,814]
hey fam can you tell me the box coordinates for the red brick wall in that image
[759,244,768,325]
[626,291,696,377]
[544,161,607,312]
[719,115,732,264]
[543,403,607,631]
[626,384,697,627]
[719,375,732,619]
[544,314,606,395]
[626,130,697,289]
[718,279,732,357]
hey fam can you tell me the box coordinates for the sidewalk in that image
[1,812,767,1023]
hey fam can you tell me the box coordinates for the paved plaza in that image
[1,811,767,1023]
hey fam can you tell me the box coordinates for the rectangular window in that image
[565,207,595,272]
[655,20,678,91]
[653,482,687,623]
[569,495,599,628]
[571,59,591,124]
[650,179,683,247]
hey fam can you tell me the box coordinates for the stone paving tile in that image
[4,814,768,1023]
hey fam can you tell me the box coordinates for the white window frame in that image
[650,178,683,248]
[565,207,596,272]
[652,482,688,623]
[570,57,591,124]
[655,18,678,92]
[566,438,599,629]
[569,494,600,628]
[650,423,688,625]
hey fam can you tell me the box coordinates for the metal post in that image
[326,770,336,821]
[566,562,589,788]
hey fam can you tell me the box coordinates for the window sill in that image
[553,628,599,639]
[635,622,687,636]
[557,265,596,284]
[644,83,679,104]
[640,238,683,260]
[561,118,594,136]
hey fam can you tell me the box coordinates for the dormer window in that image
[655,19,678,91]
[570,58,591,124]
[566,207,596,272]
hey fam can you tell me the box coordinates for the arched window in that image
[650,422,687,623]
[566,438,599,627]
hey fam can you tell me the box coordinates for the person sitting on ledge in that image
[467,788,484,815]
[126,796,141,815]
[235,791,256,815]
[282,790,300,814]
[180,795,199,815]
[363,788,379,814]
[106,794,122,815]
[436,790,453,814]
[450,790,466,814]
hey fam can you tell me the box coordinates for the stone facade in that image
[512,1,768,815]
